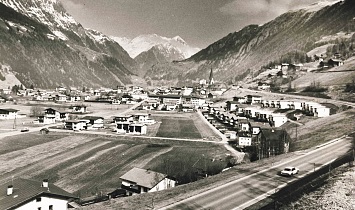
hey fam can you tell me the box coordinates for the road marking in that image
[160,136,348,210]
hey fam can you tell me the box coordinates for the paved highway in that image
[160,136,353,210]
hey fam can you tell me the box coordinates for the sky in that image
[60,0,320,48]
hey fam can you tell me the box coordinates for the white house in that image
[65,120,88,130]
[44,108,69,122]
[133,113,155,125]
[269,114,288,127]
[120,167,176,196]
[81,116,104,129]
[70,105,87,113]
[238,132,252,147]
[56,94,67,102]
[0,108,19,119]
[311,106,330,117]
[0,178,76,210]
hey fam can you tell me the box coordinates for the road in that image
[160,136,353,210]
[0,123,63,139]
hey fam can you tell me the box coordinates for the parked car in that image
[280,166,299,176]
[21,127,29,132]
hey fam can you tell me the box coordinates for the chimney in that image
[7,185,13,195]
[42,179,48,188]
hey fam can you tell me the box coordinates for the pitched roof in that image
[0,108,19,112]
[81,116,104,120]
[261,128,289,142]
[120,168,168,189]
[0,178,76,210]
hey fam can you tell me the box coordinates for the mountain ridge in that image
[145,0,354,86]
[0,0,138,88]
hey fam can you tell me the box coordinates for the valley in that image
[0,0,354,209]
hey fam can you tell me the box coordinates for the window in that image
[49,205,53,210]
[36,197,41,202]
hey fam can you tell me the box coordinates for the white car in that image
[280,166,299,176]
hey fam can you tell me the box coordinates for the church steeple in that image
[209,68,214,85]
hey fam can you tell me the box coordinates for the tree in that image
[11,85,19,94]
[30,106,43,117]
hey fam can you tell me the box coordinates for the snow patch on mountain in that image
[86,29,112,44]
[297,0,343,12]
[1,0,79,31]
[111,34,200,58]
[52,30,68,40]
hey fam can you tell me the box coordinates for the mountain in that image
[112,34,200,59]
[144,0,355,86]
[0,0,138,89]
[134,44,186,77]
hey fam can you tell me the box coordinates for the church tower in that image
[209,68,214,85]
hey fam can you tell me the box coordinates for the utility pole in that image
[13,115,16,129]
[295,124,298,141]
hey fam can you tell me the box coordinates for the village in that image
[0,68,339,209]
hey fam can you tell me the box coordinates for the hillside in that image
[144,0,355,86]
[0,0,138,89]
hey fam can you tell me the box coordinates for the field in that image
[0,132,228,198]
[156,118,201,139]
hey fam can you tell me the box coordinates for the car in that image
[21,127,29,132]
[280,166,299,176]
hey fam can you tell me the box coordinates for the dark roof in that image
[0,109,19,112]
[120,168,168,189]
[0,178,76,210]
[81,116,104,120]
[261,128,289,142]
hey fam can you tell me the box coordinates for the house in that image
[181,104,195,112]
[328,59,344,67]
[44,108,69,122]
[269,114,288,127]
[164,102,177,111]
[71,105,87,113]
[238,132,253,147]
[120,167,176,196]
[0,108,19,119]
[127,123,147,135]
[81,116,104,129]
[133,113,155,125]
[238,119,250,131]
[246,95,262,104]
[114,115,148,134]
[55,94,67,102]
[226,101,239,111]
[257,84,271,91]
[310,105,330,117]
[1,89,11,94]
[64,120,88,130]
[69,95,81,102]
[114,121,131,134]
[233,96,246,104]
[0,178,77,210]
[256,128,290,159]
[38,115,56,124]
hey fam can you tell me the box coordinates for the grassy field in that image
[156,118,202,139]
[0,131,229,198]
[286,109,355,151]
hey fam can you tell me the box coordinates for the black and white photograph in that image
[0,0,354,209]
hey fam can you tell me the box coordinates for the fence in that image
[246,151,354,210]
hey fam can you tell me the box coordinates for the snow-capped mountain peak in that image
[111,34,200,59]
[0,0,79,30]
[297,0,343,12]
